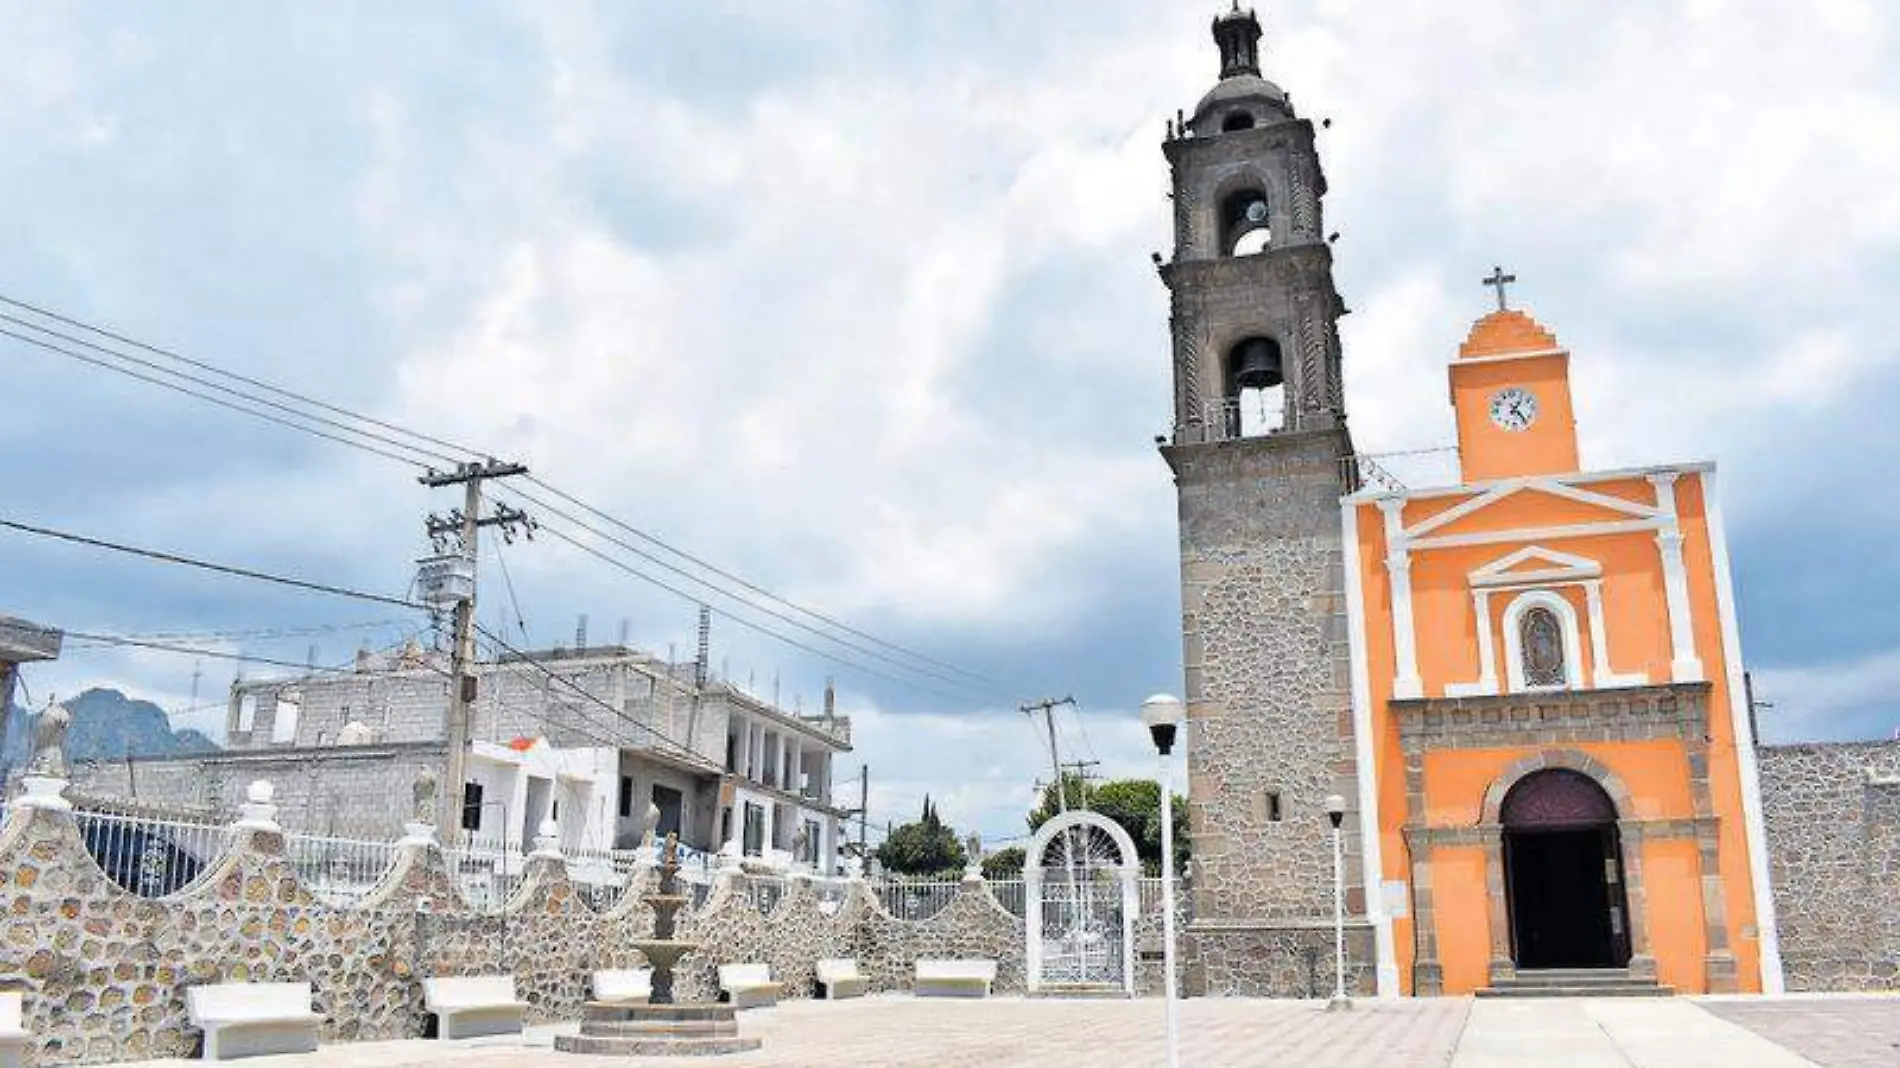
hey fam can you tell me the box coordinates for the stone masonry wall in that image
[1166,429,1372,995]
[0,794,1044,1066]
[1758,741,1900,991]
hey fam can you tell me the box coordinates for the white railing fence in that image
[71,808,227,897]
[871,876,961,921]
[284,833,402,906]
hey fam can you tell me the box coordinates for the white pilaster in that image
[1378,496,1423,699]
[1585,579,1649,689]
[1446,589,1501,698]
[1340,500,1398,996]
[1650,473,1704,682]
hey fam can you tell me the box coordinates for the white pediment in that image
[1469,545,1603,588]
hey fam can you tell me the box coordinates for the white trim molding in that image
[1470,544,1603,588]
[1378,496,1424,700]
[1584,579,1649,689]
[1444,588,1501,698]
[1702,468,1785,994]
[1341,500,1398,996]
[1500,589,1584,693]
[1649,473,1705,683]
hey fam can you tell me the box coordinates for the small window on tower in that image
[1222,111,1256,132]
[1266,790,1284,823]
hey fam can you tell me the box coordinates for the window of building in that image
[270,696,301,745]
[742,802,765,857]
[1266,790,1283,823]
[1520,607,1567,687]
[652,785,684,839]
[1221,111,1256,132]
[618,775,633,818]
[236,695,257,733]
[461,782,484,832]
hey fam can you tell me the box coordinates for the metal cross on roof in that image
[1483,265,1517,311]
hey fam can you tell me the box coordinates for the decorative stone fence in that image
[0,776,1036,1066]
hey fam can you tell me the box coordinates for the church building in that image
[1160,8,1786,998]
[1342,303,1781,996]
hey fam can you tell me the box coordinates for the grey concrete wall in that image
[71,745,445,840]
[1758,741,1900,991]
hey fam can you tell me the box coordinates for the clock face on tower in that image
[1489,387,1538,432]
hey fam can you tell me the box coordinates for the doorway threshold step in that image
[1477,969,1673,998]
[1029,983,1132,999]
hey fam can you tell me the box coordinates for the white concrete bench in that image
[591,968,652,1005]
[914,959,996,998]
[716,963,782,1010]
[184,982,322,1061]
[420,975,528,1039]
[814,958,869,1000]
[0,991,26,1068]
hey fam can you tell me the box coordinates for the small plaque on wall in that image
[1382,879,1409,919]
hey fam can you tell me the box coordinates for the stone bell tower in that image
[1158,7,1370,996]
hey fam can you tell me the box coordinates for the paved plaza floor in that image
[105,994,1897,1068]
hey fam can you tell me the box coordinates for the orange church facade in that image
[1342,304,1783,996]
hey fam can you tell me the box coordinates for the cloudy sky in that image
[4,1,1899,846]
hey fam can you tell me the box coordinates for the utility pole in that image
[420,459,531,842]
[1061,760,1102,810]
[858,764,869,861]
[1021,697,1076,816]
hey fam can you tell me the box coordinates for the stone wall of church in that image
[1168,429,1371,995]
[1757,741,1900,992]
[0,794,1052,1066]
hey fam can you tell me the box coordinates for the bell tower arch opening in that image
[1224,336,1284,437]
[1500,768,1632,971]
[1221,188,1272,257]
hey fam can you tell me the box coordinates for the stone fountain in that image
[554,831,761,1057]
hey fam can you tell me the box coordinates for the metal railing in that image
[872,876,961,921]
[738,874,786,915]
[284,833,402,906]
[72,808,227,897]
[987,878,1026,918]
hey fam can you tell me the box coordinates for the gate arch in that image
[1025,810,1140,994]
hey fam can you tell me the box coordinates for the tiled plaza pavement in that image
[99,994,1894,1068]
[1698,997,1900,1068]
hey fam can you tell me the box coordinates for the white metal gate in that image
[1025,811,1139,993]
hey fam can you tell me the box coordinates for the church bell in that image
[1231,337,1283,391]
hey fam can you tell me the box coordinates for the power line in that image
[0,324,435,468]
[519,516,998,706]
[61,631,364,675]
[0,293,482,459]
[521,476,1012,691]
[0,292,1022,703]
[0,515,426,610]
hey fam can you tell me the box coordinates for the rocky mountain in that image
[2,687,218,770]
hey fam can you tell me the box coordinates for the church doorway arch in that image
[1025,811,1140,994]
[1500,768,1632,970]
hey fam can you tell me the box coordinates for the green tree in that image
[1027,776,1188,877]
[874,796,968,876]
[980,845,1025,880]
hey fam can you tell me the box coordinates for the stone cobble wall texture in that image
[0,799,1049,1066]
[1166,430,1373,995]
[1758,741,1900,992]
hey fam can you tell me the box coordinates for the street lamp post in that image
[1140,694,1185,1068]
[1325,793,1350,1011]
